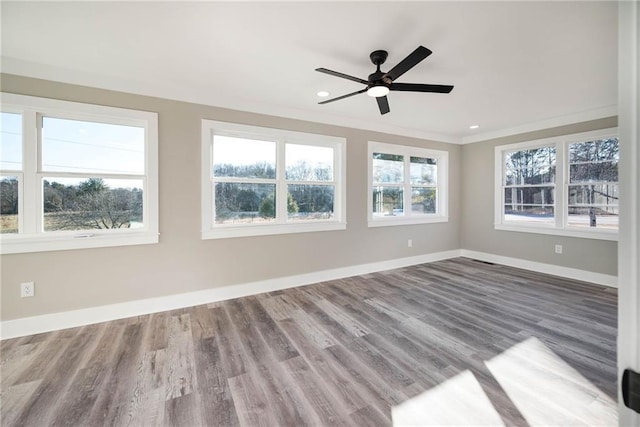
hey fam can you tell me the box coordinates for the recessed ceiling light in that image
[469,125,480,129]
[317,91,329,97]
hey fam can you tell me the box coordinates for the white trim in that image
[462,105,618,144]
[617,1,640,425]
[0,232,159,254]
[0,249,462,340]
[368,216,449,228]
[494,224,618,241]
[460,249,618,288]
[0,93,157,124]
[1,248,621,340]
[202,221,346,239]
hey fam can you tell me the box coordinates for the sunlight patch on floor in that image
[485,337,617,426]
[392,337,616,426]
[391,370,505,426]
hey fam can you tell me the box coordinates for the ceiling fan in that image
[316,46,454,115]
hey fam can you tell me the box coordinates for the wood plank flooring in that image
[0,257,618,426]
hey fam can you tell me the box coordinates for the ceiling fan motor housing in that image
[369,50,390,87]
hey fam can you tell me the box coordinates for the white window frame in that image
[201,120,346,239]
[368,141,448,227]
[0,93,159,254]
[494,128,619,241]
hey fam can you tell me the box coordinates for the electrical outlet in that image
[408,239,413,248]
[20,282,35,298]
[555,244,563,254]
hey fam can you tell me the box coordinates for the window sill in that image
[494,223,618,241]
[368,216,448,228]
[0,231,159,254]
[202,221,346,240]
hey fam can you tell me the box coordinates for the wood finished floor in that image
[0,257,618,426]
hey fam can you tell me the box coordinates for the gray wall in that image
[0,74,462,321]
[460,118,618,276]
[0,74,619,323]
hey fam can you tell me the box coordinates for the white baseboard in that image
[0,249,462,340]
[460,249,618,288]
[1,248,618,340]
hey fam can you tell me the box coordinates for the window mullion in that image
[496,150,505,225]
[213,176,276,185]
[39,171,145,181]
[21,110,39,234]
[404,156,411,217]
[556,142,566,229]
[276,141,287,223]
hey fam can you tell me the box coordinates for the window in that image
[201,120,346,239]
[368,141,448,227]
[495,128,618,240]
[0,93,158,254]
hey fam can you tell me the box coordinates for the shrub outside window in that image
[0,93,159,254]
[368,141,448,227]
[201,120,346,239]
[495,128,618,240]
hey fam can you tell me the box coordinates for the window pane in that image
[504,186,554,205]
[568,139,619,184]
[42,117,144,174]
[373,153,404,184]
[411,187,436,214]
[505,166,556,186]
[504,186,554,223]
[567,208,618,229]
[569,138,619,163]
[567,139,618,230]
[0,112,22,170]
[569,161,618,183]
[43,177,143,231]
[410,157,437,184]
[0,176,19,233]
[213,135,276,179]
[286,144,333,181]
[504,205,554,223]
[372,186,404,217]
[505,146,556,185]
[214,183,276,224]
[287,184,334,221]
[568,184,619,229]
[568,184,619,206]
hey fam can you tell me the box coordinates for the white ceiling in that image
[1,1,618,144]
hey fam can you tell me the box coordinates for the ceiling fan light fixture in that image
[367,85,389,98]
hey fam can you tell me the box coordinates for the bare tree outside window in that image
[43,178,143,231]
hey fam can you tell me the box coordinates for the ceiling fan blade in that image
[315,68,369,85]
[376,96,390,115]
[390,83,454,93]
[318,88,368,104]
[386,46,432,82]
